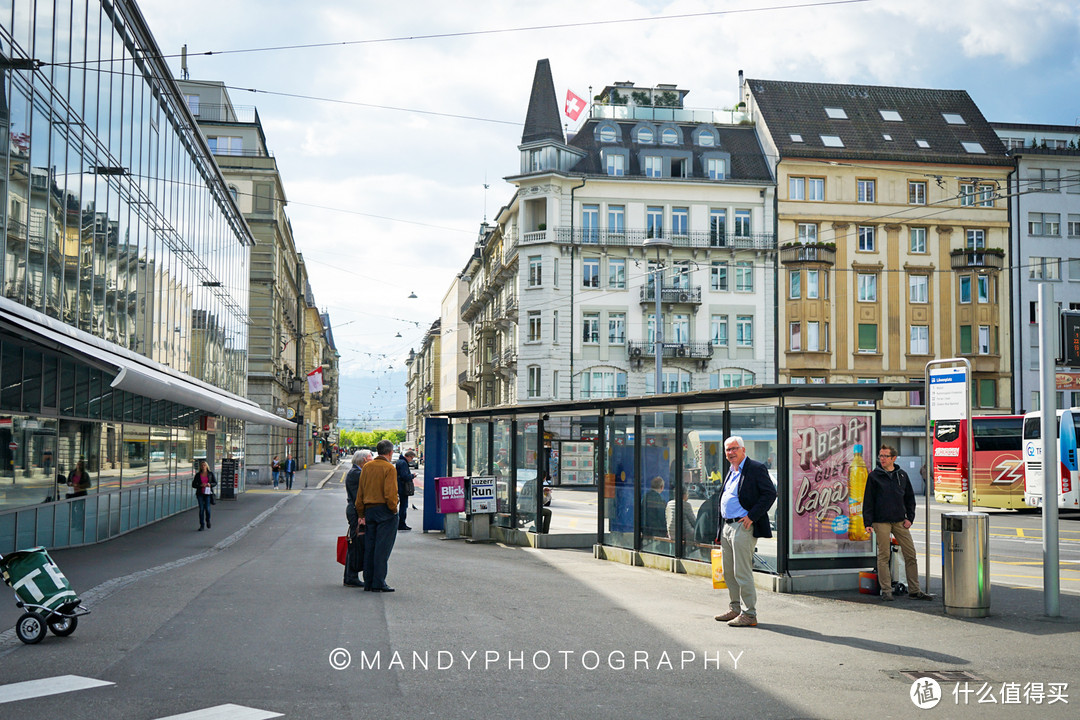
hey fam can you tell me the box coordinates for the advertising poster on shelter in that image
[788,410,877,559]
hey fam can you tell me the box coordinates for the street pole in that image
[644,238,672,395]
[1038,282,1060,617]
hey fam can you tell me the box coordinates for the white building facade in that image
[994,123,1080,412]
[457,61,777,409]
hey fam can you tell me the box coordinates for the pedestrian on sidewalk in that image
[283,454,296,490]
[395,450,417,531]
[343,450,371,587]
[192,460,217,531]
[714,436,776,628]
[357,440,399,592]
[863,445,933,602]
[271,455,281,489]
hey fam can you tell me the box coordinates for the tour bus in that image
[932,415,1027,509]
[1021,409,1080,510]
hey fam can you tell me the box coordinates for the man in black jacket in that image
[714,436,777,628]
[862,445,933,601]
[395,450,417,531]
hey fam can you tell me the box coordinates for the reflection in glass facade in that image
[0,0,254,551]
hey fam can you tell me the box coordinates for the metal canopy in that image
[434,382,923,421]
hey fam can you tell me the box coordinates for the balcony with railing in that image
[552,227,776,251]
[190,103,258,124]
[950,248,1005,271]
[626,340,713,359]
[779,243,836,265]
[458,370,476,390]
[639,284,702,305]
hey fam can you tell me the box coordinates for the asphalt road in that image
[0,465,1077,719]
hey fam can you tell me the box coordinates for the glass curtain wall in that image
[1,0,250,393]
[513,418,538,530]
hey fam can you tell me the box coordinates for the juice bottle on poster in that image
[847,444,870,540]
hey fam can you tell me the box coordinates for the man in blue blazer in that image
[714,436,777,627]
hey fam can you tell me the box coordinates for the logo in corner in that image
[910,677,941,709]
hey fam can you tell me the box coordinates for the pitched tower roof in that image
[521,59,565,145]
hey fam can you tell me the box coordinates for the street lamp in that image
[643,237,672,394]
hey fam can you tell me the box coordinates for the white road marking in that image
[0,674,113,704]
[154,704,282,720]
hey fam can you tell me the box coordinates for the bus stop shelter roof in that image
[432,382,924,421]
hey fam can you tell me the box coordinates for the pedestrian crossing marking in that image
[154,704,283,719]
[0,675,113,704]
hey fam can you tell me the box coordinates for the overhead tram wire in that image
[50,1,873,68]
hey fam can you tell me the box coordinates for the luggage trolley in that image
[0,546,90,644]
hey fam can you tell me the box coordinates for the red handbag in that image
[336,535,349,566]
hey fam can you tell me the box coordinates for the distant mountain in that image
[337,369,407,428]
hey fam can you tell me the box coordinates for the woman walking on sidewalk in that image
[192,461,217,531]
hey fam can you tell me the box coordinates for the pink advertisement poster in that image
[788,410,877,559]
[436,477,466,514]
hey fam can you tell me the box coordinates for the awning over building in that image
[0,296,295,429]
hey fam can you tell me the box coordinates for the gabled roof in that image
[748,78,1010,167]
[521,59,565,145]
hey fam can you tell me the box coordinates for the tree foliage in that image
[338,429,407,449]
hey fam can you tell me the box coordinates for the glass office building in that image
[0,0,292,552]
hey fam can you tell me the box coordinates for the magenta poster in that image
[436,477,466,514]
[788,410,877,559]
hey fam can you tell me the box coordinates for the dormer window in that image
[599,125,617,143]
[637,127,654,144]
[698,131,716,147]
[661,128,679,145]
[825,107,848,119]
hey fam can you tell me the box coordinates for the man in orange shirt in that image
[356,439,400,592]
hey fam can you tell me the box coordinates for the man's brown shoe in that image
[714,610,739,622]
[727,613,758,627]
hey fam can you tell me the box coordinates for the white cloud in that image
[139,0,1080,393]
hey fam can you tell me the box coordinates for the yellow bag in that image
[711,548,726,589]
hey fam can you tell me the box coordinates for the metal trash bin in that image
[942,512,990,617]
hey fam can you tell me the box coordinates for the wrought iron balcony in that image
[639,284,702,305]
[627,340,713,359]
[779,244,836,265]
[950,248,1004,270]
[553,227,776,250]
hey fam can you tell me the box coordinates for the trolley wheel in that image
[48,614,78,637]
[15,612,47,644]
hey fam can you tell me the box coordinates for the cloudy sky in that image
[137,0,1080,423]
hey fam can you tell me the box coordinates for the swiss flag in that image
[564,89,586,121]
[307,367,324,394]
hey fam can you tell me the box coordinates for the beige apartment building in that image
[744,77,1013,472]
[177,80,339,476]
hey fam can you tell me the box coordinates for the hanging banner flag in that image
[307,367,324,394]
[564,89,586,121]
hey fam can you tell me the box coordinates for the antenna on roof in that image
[181,44,189,80]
